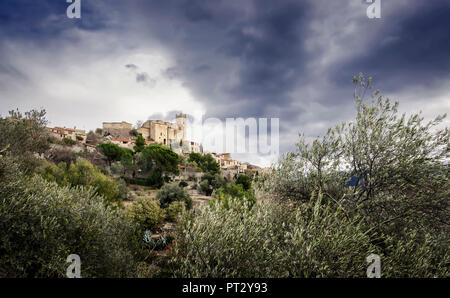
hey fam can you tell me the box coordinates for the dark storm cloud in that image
[113,0,315,120]
[328,1,450,93]
[217,1,312,116]
[0,0,115,42]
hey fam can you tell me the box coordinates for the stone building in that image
[47,126,86,143]
[102,114,202,153]
[190,141,201,153]
[102,121,133,139]
[137,114,186,146]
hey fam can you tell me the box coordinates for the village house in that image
[47,126,86,143]
[208,152,248,173]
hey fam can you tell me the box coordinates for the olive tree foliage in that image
[171,194,448,278]
[0,152,140,277]
[262,74,449,233]
[0,109,50,172]
[157,183,192,209]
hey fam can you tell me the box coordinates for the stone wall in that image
[102,121,132,138]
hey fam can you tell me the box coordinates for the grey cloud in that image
[125,64,157,87]
[163,67,181,80]
[146,110,184,122]
[125,64,138,70]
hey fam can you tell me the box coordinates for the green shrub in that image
[127,198,164,232]
[37,159,121,205]
[0,109,49,173]
[235,174,252,190]
[199,173,225,196]
[117,178,128,200]
[172,195,376,278]
[0,154,139,278]
[157,183,192,209]
[98,143,131,165]
[62,138,76,146]
[178,181,188,188]
[199,179,212,196]
[215,182,256,210]
[37,160,66,183]
[188,152,220,174]
[171,192,449,278]
[371,229,449,278]
[136,144,179,176]
[166,201,186,222]
[146,171,164,188]
[110,161,125,176]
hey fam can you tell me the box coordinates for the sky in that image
[0,0,449,167]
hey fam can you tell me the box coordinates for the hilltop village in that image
[46,113,264,180]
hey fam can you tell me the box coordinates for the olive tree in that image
[0,109,50,172]
[265,74,449,233]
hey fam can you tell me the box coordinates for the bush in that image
[127,198,164,233]
[111,161,125,176]
[188,152,220,174]
[147,171,164,188]
[171,192,449,278]
[199,173,226,196]
[137,144,179,176]
[47,146,76,165]
[0,154,139,278]
[37,159,122,205]
[172,196,376,278]
[62,138,76,146]
[178,181,188,188]
[98,143,132,167]
[117,178,128,200]
[165,201,186,222]
[187,176,197,182]
[157,183,192,209]
[0,109,50,173]
[235,174,252,191]
[199,179,212,196]
[215,182,256,210]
